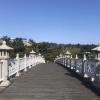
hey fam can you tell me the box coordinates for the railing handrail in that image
[7,55,45,80]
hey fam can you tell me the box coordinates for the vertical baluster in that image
[24,54,27,72]
[29,56,32,69]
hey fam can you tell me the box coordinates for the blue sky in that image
[0,0,100,44]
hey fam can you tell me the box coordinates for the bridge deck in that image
[0,63,99,100]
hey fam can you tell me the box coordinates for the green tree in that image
[12,38,25,57]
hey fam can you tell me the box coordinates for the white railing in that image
[19,58,25,71]
[8,59,17,77]
[8,55,45,78]
[0,41,46,86]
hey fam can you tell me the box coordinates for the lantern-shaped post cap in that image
[65,51,71,58]
[92,45,100,60]
[30,50,36,54]
[0,41,13,59]
[29,50,36,57]
[65,51,71,55]
[38,53,41,56]
[92,45,100,51]
[59,54,63,58]
[0,41,13,50]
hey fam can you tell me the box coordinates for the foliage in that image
[0,36,97,62]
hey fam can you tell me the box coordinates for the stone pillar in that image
[0,41,13,86]
[29,50,36,66]
[16,53,20,77]
[92,45,100,60]
[65,51,71,58]
[0,58,10,86]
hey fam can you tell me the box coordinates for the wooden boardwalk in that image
[0,63,99,100]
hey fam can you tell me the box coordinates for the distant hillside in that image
[0,36,97,62]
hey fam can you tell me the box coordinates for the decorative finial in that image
[83,54,87,61]
[2,41,6,45]
[38,53,41,56]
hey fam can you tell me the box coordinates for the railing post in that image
[30,55,33,67]
[29,50,36,66]
[83,54,87,61]
[16,53,20,77]
[75,54,78,59]
[42,56,45,63]
[24,54,27,72]
[35,55,38,65]
[83,54,87,77]
[64,55,67,66]
[0,58,10,86]
[71,55,72,59]
[0,41,13,86]
[34,56,36,66]
[31,55,33,66]
[29,56,32,69]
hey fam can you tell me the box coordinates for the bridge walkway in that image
[0,63,99,100]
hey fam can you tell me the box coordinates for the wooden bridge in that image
[0,63,99,100]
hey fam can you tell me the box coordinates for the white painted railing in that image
[19,58,25,71]
[8,55,45,78]
[0,41,46,86]
[8,59,17,77]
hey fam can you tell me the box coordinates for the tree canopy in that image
[1,36,97,61]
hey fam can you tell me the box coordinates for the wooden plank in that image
[0,63,99,100]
